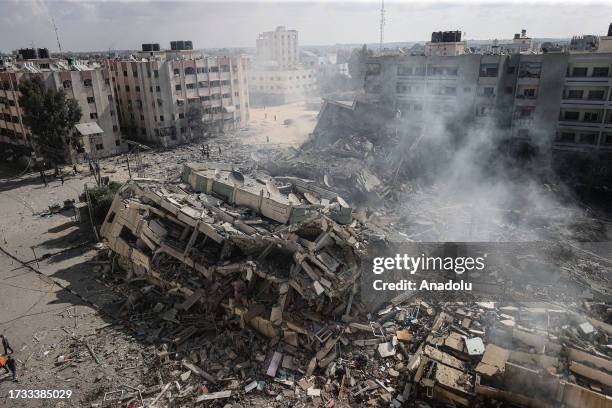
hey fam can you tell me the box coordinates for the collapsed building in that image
[96,161,612,407]
[100,162,362,342]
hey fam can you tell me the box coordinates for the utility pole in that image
[379,0,385,52]
[52,17,63,54]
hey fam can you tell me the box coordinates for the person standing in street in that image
[0,335,14,355]
[5,356,16,382]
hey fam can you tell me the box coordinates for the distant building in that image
[250,28,316,106]
[107,42,250,146]
[0,56,124,160]
[248,67,317,106]
[256,26,299,69]
[570,35,599,52]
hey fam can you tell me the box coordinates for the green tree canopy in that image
[19,75,82,165]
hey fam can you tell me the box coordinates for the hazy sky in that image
[1,1,611,52]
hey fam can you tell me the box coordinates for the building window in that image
[558,131,575,143]
[588,90,605,100]
[592,67,609,77]
[522,88,536,98]
[366,63,381,75]
[123,70,128,77]
[63,80,72,89]
[115,139,121,146]
[571,67,588,77]
[112,125,119,132]
[578,132,597,144]
[125,85,130,92]
[107,95,113,101]
[483,87,495,97]
[135,86,140,92]
[159,115,164,122]
[90,112,98,119]
[156,86,161,92]
[179,113,184,119]
[95,143,104,150]
[186,83,196,90]
[175,84,182,91]
[563,111,580,121]
[83,79,92,87]
[566,89,583,99]
[132,71,138,78]
[87,96,95,104]
[479,64,498,77]
[184,67,195,75]
[104,78,110,85]
[140,114,144,120]
[519,62,541,78]
[174,68,180,75]
[154,70,159,78]
[584,111,600,122]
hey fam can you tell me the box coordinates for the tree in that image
[347,44,372,89]
[19,76,82,165]
[186,104,206,141]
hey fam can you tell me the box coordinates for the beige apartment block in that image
[256,26,299,69]
[107,44,250,147]
[0,56,124,160]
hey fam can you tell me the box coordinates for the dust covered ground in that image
[0,103,315,407]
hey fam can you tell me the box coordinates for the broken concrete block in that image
[378,341,396,358]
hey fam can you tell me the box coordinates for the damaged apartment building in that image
[100,162,359,340]
[107,41,250,146]
[361,26,612,187]
[0,48,125,159]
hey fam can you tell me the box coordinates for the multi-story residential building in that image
[0,53,124,159]
[363,52,514,131]
[362,26,612,185]
[250,27,316,106]
[256,26,299,69]
[248,68,317,106]
[107,42,250,146]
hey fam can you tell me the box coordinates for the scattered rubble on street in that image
[71,158,612,407]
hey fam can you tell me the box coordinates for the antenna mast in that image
[379,0,385,52]
[52,17,63,54]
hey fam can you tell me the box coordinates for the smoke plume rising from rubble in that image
[392,106,590,242]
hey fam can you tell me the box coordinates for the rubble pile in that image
[91,161,612,407]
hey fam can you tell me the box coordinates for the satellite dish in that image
[266,179,280,197]
[288,193,300,205]
[229,170,245,186]
[304,191,320,205]
[337,196,349,208]
[323,174,333,188]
